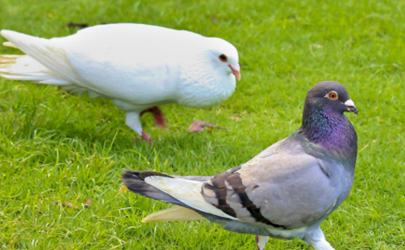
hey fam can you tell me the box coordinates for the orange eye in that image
[327,91,338,100]
[219,54,228,62]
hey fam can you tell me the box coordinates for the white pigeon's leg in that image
[304,226,335,250]
[255,235,269,250]
[140,106,166,127]
[125,111,152,145]
[150,106,165,127]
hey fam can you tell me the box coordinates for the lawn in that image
[0,0,404,249]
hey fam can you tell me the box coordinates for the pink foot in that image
[256,235,260,250]
[141,130,152,146]
[140,106,166,128]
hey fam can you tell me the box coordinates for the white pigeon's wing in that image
[53,24,203,104]
[2,24,205,105]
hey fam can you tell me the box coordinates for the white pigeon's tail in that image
[0,53,69,84]
[0,30,79,85]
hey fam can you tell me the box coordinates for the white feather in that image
[0,54,69,84]
[142,205,205,222]
[2,41,17,48]
[257,236,270,250]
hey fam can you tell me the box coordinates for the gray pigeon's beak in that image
[344,99,358,115]
[229,64,241,80]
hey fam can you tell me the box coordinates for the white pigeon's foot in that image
[141,130,152,146]
[255,235,269,250]
[141,106,166,128]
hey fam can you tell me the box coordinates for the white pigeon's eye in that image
[219,54,228,62]
[326,91,338,100]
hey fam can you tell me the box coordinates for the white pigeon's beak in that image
[344,99,358,115]
[229,64,241,80]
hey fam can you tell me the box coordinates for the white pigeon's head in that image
[176,35,240,108]
[206,37,241,80]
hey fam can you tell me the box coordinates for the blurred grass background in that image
[0,0,404,249]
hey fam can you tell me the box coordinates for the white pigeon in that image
[0,23,241,144]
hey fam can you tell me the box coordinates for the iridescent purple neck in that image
[299,105,357,167]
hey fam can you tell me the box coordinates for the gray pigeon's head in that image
[299,81,358,168]
[304,81,358,115]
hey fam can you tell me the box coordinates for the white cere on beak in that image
[344,99,358,114]
[229,64,240,72]
[229,64,241,80]
[344,99,355,107]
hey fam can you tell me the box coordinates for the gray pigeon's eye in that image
[326,91,338,100]
[219,54,228,62]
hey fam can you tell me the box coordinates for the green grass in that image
[0,0,404,249]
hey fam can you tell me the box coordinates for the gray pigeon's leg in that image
[255,235,269,250]
[303,226,335,250]
[306,239,334,250]
[125,111,152,145]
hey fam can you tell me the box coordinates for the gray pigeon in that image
[122,81,358,250]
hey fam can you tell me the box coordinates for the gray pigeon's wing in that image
[201,136,353,229]
[177,140,289,183]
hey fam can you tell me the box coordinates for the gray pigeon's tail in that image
[122,169,190,207]
[122,169,209,222]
